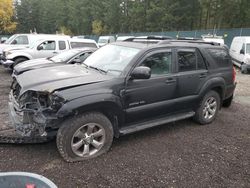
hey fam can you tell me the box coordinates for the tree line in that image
[1,0,250,35]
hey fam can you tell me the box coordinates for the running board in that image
[119,111,195,135]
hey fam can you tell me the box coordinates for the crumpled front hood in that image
[14,58,55,74]
[16,64,113,95]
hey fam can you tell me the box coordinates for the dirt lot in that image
[0,67,249,188]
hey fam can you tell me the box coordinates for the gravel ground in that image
[0,66,249,188]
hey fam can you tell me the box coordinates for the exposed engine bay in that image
[9,79,65,137]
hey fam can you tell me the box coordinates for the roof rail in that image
[158,40,221,46]
[176,37,202,41]
[124,35,173,42]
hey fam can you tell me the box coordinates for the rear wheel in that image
[194,90,220,125]
[56,112,114,162]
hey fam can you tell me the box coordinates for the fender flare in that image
[57,93,124,137]
[198,77,226,104]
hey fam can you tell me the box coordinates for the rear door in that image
[175,48,208,111]
[124,49,178,124]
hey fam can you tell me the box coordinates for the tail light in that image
[232,66,236,83]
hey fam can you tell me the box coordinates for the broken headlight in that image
[48,93,65,110]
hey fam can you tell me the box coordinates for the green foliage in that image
[14,0,250,35]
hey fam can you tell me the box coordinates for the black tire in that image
[194,90,221,125]
[13,57,28,68]
[56,112,114,162]
[223,95,233,108]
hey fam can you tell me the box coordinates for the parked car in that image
[8,40,236,162]
[116,36,134,42]
[13,48,96,76]
[1,37,98,69]
[0,34,69,60]
[230,36,250,73]
[98,36,115,47]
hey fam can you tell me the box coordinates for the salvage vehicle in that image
[7,39,236,162]
[230,36,250,73]
[13,48,96,76]
[1,37,98,69]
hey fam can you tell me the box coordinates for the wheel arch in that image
[198,77,226,107]
[57,94,125,138]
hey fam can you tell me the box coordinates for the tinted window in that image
[59,41,66,50]
[178,51,196,72]
[197,51,206,70]
[38,41,56,50]
[12,36,29,45]
[207,48,230,67]
[141,52,172,76]
[70,42,97,48]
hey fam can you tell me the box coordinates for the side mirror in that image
[37,45,43,51]
[131,66,151,80]
[240,49,245,54]
[11,40,17,44]
[1,40,6,43]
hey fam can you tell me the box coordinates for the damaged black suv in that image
[8,39,236,162]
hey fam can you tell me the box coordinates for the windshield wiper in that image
[89,66,107,74]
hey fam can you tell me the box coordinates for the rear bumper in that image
[224,83,236,99]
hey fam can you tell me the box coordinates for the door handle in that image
[165,78,176,84]
[199,73,207,78]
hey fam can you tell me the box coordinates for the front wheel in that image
[194,90,221,125]
[56,112,114,162]
[13,57,29,68]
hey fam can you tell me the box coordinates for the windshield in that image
[246,44,250,54]
[4,35,17,44]
[50,50,79,63]
[84,44,140,75]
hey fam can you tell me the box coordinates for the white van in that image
[98,36,115,47]
[230,37,250,73]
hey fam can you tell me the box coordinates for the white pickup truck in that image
[1,36,98,69]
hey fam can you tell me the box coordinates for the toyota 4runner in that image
[7,39,236,162]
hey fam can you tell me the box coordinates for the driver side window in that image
[140,52,172,76]
[38,41,56,50]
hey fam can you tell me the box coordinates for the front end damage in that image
[8,80,65,140]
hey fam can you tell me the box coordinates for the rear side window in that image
[70,42,97,48]
[59,41,66,50]
[207,48,231,67]
[178,51,196,72]
[178,49,206,72]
